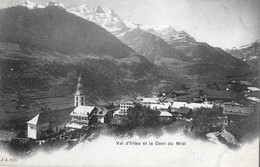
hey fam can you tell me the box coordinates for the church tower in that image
[74,74,86,107]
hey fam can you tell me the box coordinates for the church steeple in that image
[74,74,85,107]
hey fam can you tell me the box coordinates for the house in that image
[119,100,134,115]
[140,98,159,108]
[246,87,260,97]
[173,107,192,118]
[68,106,97,129]
[89,106,108,124]
[113,100,134,116]
[27,108,72,139]
[158,111,174,124]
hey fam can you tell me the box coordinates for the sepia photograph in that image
[0,0,259,166]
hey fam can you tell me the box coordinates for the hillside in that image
[0,6,181,128]
[119,28,188,63]
[0,6,136,59]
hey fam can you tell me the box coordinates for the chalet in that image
[27,108,72,139]
[89,106,108,124]
[158,111,174,124]
[173,107,192,118]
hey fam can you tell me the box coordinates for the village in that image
[2,75,259,155]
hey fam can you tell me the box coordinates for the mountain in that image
[140,25,196,48]
[176,43,252,81]
[0,6,181,128]
[19,2,252,79]
[118,27,188,65]
[67,5,130,36]
[226,40,260,68]
[65,4,252,87]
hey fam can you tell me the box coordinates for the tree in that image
[190,106,224,132]
[126,104,160,129]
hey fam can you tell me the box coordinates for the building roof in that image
[70,106,96,116]
[175,107,192,114]
[171,101,213,109]
[159,111,173,117]
[27,107,73,126]
[27,114,41,125]
[231,80,252,86]
[247,97,260,103]
[65,123,83,129]
[223,105,254,115]
[141,98,159,104]
[173,90,188,95]
[93,106,108,116]
[151,103,171,110]
[239,81,252,86]
[247,87,260,91]
[119,99,134,104]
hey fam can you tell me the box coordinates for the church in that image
[66,75,108,129]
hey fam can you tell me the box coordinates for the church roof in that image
[70,106,96,116]
[27,108,73,126]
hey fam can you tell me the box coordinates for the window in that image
[31,126,33,129]
[76,97,78,101]
[81,102,84,105]
[81,97,84,101]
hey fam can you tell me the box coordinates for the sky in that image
[0,0,260,48]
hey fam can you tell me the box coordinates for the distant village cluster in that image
[26,76,259,140]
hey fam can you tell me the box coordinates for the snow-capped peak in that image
[22,0,44,9]
[79,4,89,11]
[46,0,66,9]
[93,6,105,13]
[102,7,117,16]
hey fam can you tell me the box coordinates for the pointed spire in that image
[75,73,83,95]
[78,73,82,83]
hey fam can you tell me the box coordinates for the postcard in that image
[0,0,259,166]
